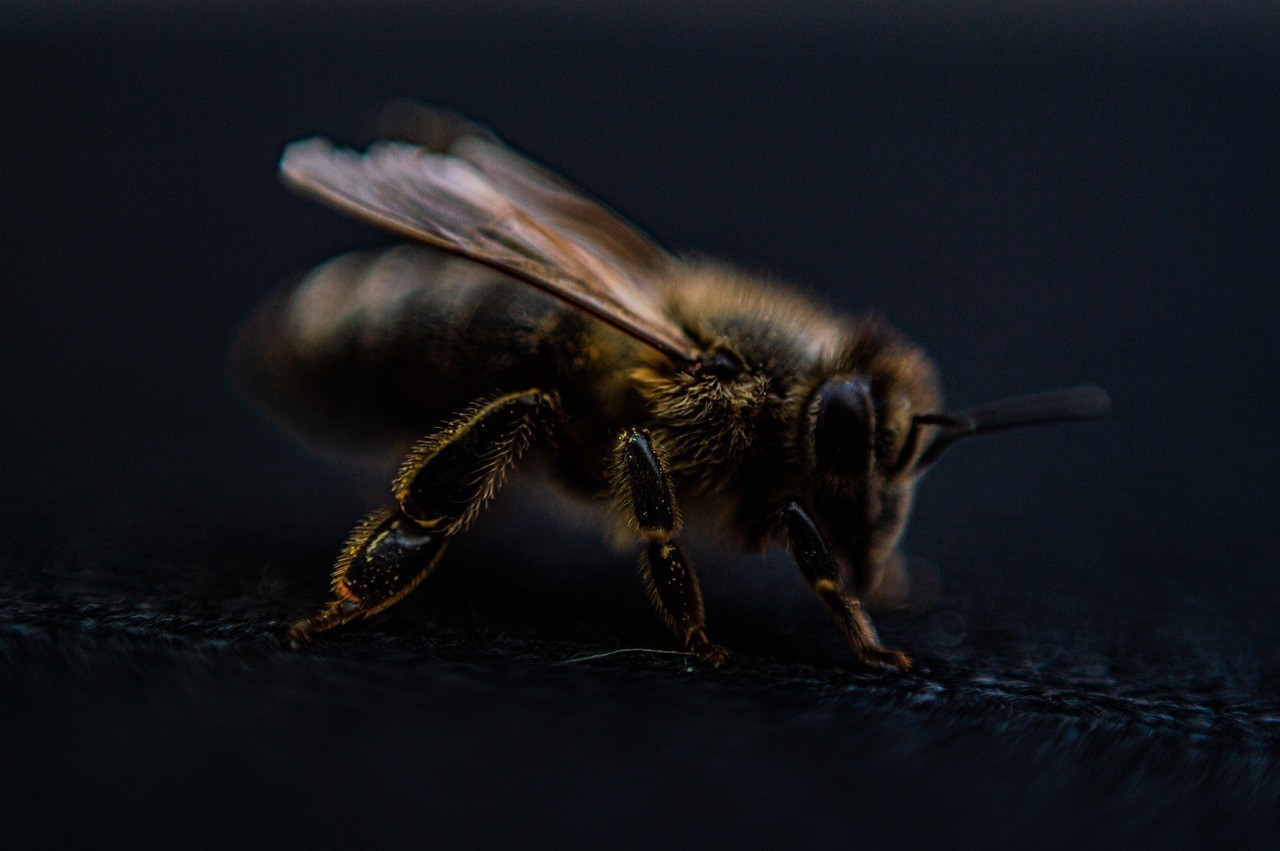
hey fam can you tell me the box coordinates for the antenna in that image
[913,385,1111,471]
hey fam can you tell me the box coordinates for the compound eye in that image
[814,376,875,477]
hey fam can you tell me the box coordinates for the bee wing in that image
[280,127,700,364]
[372,101,672,275]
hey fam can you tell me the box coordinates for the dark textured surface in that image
[2,3,1279,847]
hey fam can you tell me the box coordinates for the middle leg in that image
[613,428,727,666]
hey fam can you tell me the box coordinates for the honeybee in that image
[234,102,1109,669]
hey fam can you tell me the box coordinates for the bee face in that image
[805,371,929,487]
[801,369,932,590]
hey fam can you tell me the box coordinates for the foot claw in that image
[286,599,361,648]
[286,621,314,649]
[689,640,730,668]
[860,646,914,671]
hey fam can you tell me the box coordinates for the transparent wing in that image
[373,100,672,275]
[280,114,699,363]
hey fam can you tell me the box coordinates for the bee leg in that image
[288,389,560,645]
[287,508,447,646]
[615,429,728,667]
[783,501,913,671]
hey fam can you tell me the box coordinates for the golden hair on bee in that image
[238,101,1110,667]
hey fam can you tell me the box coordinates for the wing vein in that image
[279,130,699,364]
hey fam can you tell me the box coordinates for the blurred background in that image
[2,2,1278,847]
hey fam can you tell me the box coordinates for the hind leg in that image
[288,389,559,645]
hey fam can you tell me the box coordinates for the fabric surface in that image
[2,5,1277,847]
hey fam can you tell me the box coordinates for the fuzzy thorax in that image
[629,364,772,489]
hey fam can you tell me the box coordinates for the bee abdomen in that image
[231,244,577,458]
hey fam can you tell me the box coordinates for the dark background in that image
[2,2,1278,847]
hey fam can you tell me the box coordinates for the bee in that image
[234,102,1109,669]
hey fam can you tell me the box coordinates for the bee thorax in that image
[631,366,774,489]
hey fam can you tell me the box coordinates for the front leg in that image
[614,429,727,666]
[288,389,559,645]
[784,501,913,671]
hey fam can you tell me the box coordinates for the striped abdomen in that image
[232,244,593,461]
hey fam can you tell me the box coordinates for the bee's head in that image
[801,369,932,592]
[801,334,1109,594]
